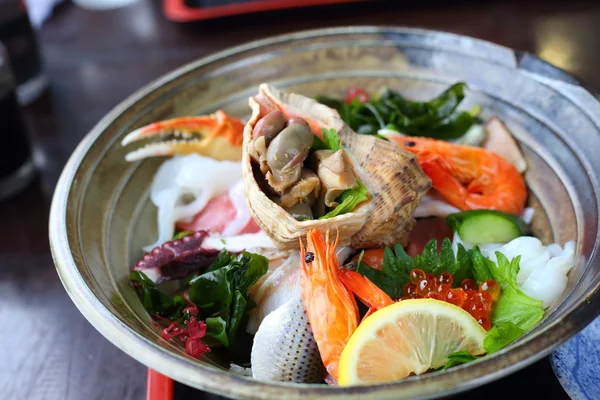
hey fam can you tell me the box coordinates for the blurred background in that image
[0,0,597,399]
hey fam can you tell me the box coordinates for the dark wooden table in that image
[2,0,598,398]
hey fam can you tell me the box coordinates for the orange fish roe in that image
[402,269,499,330]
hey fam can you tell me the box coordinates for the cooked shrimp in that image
[390,136,527,214]
[300,230,358,381]
[301,230,401,381]
[337,269,394,310]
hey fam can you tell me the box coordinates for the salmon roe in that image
[401,269,499,330]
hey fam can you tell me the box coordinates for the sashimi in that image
[177,192,261,235]
[406,217,453,257]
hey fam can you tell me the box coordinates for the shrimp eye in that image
[404,141,416,147]
[304,252,315,263]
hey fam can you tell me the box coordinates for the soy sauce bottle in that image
[0,41,35,200]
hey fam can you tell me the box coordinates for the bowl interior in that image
[52,27,600,400]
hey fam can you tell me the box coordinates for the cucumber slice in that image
[446,210,528,244]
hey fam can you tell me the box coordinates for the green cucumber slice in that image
[446,210,528,244]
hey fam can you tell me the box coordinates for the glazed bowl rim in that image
[49,26,600,399]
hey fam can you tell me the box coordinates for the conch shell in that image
[242,84,431,250]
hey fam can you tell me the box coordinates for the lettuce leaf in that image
[492,287,544,331]
[484,322,525,354]
[319,181,368,219]
[469,250,544,331]
[442,351,477,370]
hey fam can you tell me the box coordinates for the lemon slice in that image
[338,299,487,386]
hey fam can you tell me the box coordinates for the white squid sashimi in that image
[520,241,576,307]
[453,234,576,307]
[146,154,242,250]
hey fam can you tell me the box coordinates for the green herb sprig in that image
[316,83,480,140]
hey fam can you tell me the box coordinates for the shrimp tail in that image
[337,269,394,310]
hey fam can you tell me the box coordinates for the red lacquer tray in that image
[163,0,366,22]
[147,369,174,400]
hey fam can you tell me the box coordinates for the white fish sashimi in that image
[414,191,460,218]
[146,154,242,250]
[251,295,324,383]
[453,234,576,307]
[483,117,528,173]
[246,250,325,383]
[246,251,301,334]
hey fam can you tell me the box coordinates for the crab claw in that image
[121,110,245,162]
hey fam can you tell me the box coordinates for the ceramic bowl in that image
[49,27,600,400]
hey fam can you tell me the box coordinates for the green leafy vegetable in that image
[322,128,343,151]
[468,248,494,283]
[412,238,473,281]
[354,244,413,299]
[312,128,369,219]
[353,238,472,298]
[312,135,329,150]
[189,267,232,314]
[233,252,270,294]
[453,244,473,284]
[318,83,479,140]
[468,250,544,331]
[205,316,229,347]
[381,244,412,284]
[188,251,268,347]
[492,287,543,331]
[484,322,525,354]
[442,351,478,370]
[356,262,404,299]
[129,270,187,319]
[312,128,343,151]
[228,291,248,341]
[319,181,369,219]
[206,249,234,272]
[131,251,268,349]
